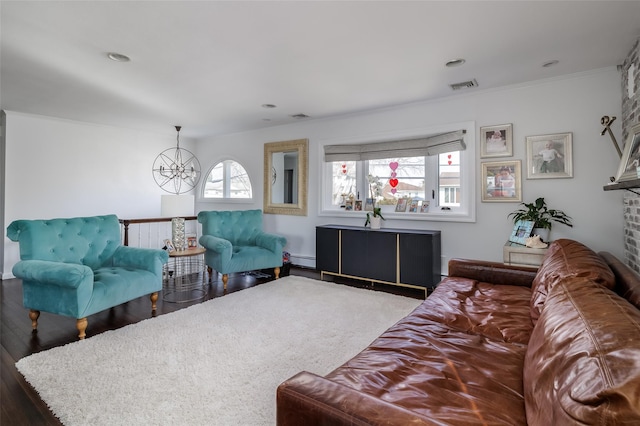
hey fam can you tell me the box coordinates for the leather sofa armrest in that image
[448,258,537,287]
[113,246,169,274]
[12,260,93,289]
[277,371,435,426]
[255,232,287,254]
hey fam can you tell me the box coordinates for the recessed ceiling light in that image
[290,113,310,119]
[445,58,466,67]
[542,60,559,68]
[107,52,130,62]
[262,118,271,122]
[261,104,277,109]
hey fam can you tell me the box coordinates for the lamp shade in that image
[161,194,195,217]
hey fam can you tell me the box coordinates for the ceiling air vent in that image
[449,79,478,91]
[290,113,310,119]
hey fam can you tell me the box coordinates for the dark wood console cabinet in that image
[316,225,441,297]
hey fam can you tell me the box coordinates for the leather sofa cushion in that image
[524,277,640,425]
[530,239,615,324]
[422,277,533,344]
[321,279,535,425]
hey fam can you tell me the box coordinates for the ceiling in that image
[2,1,640,138]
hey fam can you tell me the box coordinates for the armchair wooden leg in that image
[274,267,281,279]
[150,292,159,311]
[222,274,229,290]
[29,310,40,330]
[207,267,213,283]
[76,318,88,340]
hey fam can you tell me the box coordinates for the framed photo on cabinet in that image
[526,132,573,179]
[480,124,513,158]
[481,160,522,203]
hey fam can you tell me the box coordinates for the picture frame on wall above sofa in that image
[615,122,640,182]
[481,160,522,203]
[480,123,513,158]
[526,132,573,179]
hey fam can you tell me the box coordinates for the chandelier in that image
[152,126,201,194]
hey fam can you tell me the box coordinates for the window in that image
[203,160,252,199]
[321,124,475,222]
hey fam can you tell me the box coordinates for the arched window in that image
[203,160,252,199]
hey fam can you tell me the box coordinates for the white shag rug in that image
[16,276,422,426]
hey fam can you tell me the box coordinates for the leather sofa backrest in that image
[600,251,640,310]
[524,276,640,425]
[6,214,121,270]
[530,239,615,324]
[197,209,263,246]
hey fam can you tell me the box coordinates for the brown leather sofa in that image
[277,239,640,425]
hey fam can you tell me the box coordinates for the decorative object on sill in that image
[600,115,622,158]
[389,161,399,194]
[152,126,201,194]
[508,197,573,242]
[364,207,385,229]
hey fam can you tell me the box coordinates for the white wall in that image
[2,68,625,278]
[196,68,625,268]
[1,112,197,278]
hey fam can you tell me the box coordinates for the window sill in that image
[318,208,475,223]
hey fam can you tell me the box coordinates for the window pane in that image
[203,160,252,199]
[331,161,356,206]
[368,157,425,204]
[228,161,252,198]
[204,163,224,198]
[439,152,460,207]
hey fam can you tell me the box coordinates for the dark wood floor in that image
[1,267,423,425]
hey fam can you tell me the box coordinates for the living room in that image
[2,1,640,424]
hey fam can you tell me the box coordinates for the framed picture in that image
[480,124,513,158]
[509,220,535,245]
[395,198,408,212]
[408,199,419,212]
[526,132,573,179]
[420,201,430,213]
[345,200,353,211]
[481,160,522,203]
[163,239,175,252]
[615,122,640,182]
[364,198,374,211]
[354,200,363,211]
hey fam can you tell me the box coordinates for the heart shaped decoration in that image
[389,162,399,171]
[389,178,399,187]
[447,154,452,159]
[448,160,452,165]
[391,172,397,178]
[391,188,397,194]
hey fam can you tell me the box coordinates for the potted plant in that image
[508,197,572,242]
[365,207,385,229]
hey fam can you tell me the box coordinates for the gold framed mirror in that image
[264,138,308,216]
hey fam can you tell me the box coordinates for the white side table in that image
[163,247,208,303]
[503,241,548,268]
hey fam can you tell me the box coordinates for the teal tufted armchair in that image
[198,210,287,289]
[7,214,169,339]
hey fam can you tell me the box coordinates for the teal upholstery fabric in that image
[7,215,169,320]
[198,210,287,275]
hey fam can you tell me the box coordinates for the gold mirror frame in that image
[264,139,308,216]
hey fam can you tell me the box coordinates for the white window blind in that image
[323,130,466,162]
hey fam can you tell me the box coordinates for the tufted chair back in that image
[198,209,264,246]
[7,214,121,270]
